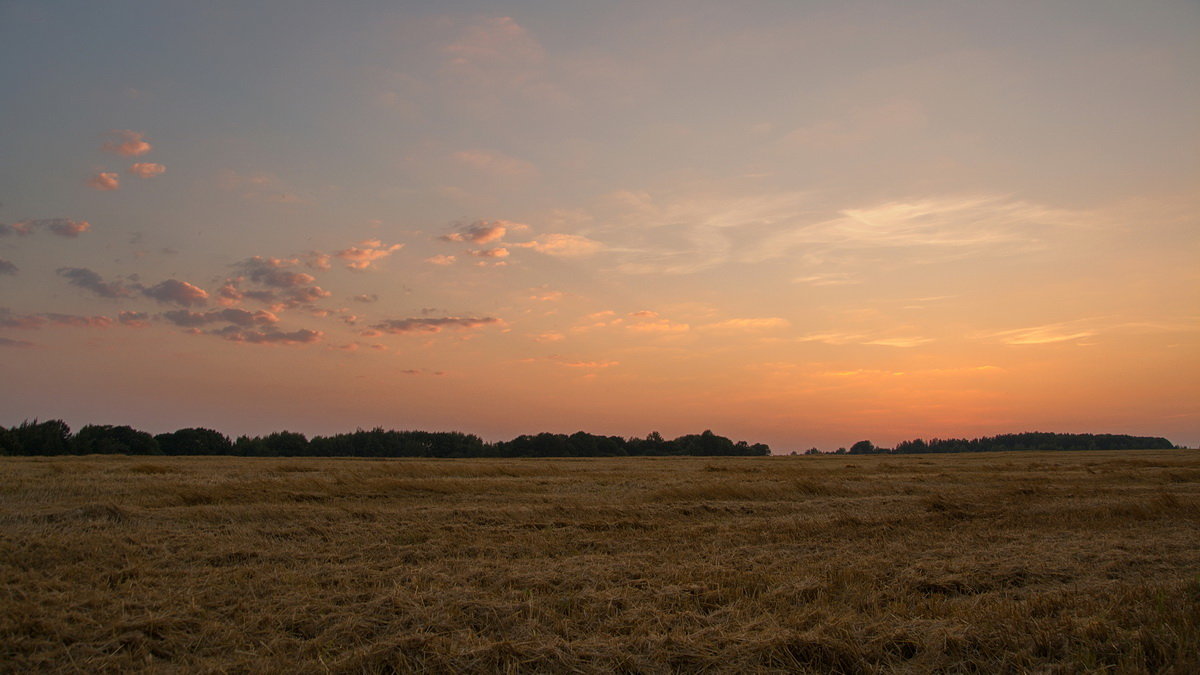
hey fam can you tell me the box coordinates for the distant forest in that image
[0,420,1180,457]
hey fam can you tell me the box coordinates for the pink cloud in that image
[470,247,509,258]
[87,172,120,191]
[1,309,112,329]
[701,317,791,332]
[102,130,152,157]
[514,233,602,257]
[142,279,209,307]
[47,219,92,238]
[213,327,323,345]
[627,319,690,333]
[440,220,513,244]
[118,311,151,327]
[425,254,457,265]
[371,316,501,334]
[10,219,91,238]
[561,360,619,369]
[162,308,278,328]
[42,313,113,328]
[128,163,166,178]
[334,240,403,270]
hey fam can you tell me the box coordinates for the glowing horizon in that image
[1,2,1197,451]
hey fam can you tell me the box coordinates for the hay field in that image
[2,450,1198,673]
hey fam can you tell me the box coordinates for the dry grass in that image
[2,450,1198,673]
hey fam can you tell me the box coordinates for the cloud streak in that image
[371,316,501,334]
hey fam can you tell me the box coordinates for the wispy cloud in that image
[57,267,135,298]
[128,162,165,178]
[334,240,403,270]
[513,233,603,257]
[4,219,91,238]
[701,317,791,332]
[440,221,513,244]
[87,172,120,191]
[0,336,36,348]
[371,316,502,334]
[101,130,152,157]
[142,279,209,307]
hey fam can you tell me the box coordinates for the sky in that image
[1,0,1197,451]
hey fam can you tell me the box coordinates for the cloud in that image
[860,336,935,348]
[142,279,209,307]
[440,220,513,244]
[701,317,791,332]
[793,273,859,286]
[533,331,565,343]
[629,310,658,318]
[87,172,120,191]
[234,257,316,288]
[444,16,544,71]
[40,313,113,328]
[224,255,332,308]
[452,149,538,178]
[162,308,278,328]
[425,254,457,266]
[303,252,332,270]
[626,319,690,333]
[46,219,92,238]
[7,219,91,238]
[212,326,323,345]
[983,322,1099,345]
[470,247,509,258]
[0,308,112,329]
[57,267,134,298]
[371,316,501,334]
[560,359,619,369]
[101,130,152,157]
[352,293,378,303]
[333,240,403,270]
[796,332,932,347]
[118,311,150,327]
[0,259,16,275]
[513,233,602,257]
[0,309,45,329]
[128,163,166,178]
[0,336,36,348]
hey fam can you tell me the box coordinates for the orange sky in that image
[1,2,1197,450]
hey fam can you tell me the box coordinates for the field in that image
[2,450,1198,673]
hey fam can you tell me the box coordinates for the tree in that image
[849,440,877,455]
[73,425,160,455]
[156,428,233,455]
[12,419,71,455]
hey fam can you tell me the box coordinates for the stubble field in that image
[2,450,1198,673]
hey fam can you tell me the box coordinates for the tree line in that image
[800,432,1177,455]
[0,420,770,458]
[0,420,1177,458]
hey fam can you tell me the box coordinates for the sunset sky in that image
[2,1,1197,451]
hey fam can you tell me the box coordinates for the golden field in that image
[1,450,1198,673]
